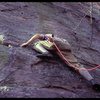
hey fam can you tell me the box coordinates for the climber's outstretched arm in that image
[20,33,42,47]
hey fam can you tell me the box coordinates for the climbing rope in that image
[72,2,93,33]
[57,3,100,71]
[69,3,95,51]
[89,2,94,48]
[53,42,100,71]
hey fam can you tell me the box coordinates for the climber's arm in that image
[20,33,42,47]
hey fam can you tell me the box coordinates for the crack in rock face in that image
[0,2,100,98]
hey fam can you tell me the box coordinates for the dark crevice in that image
[0,9,17,12]
[41,85,76,93]
[81,46,100,53]
[85,15,95,21]
[0,5,28,12]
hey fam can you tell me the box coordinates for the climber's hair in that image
[46,32,54,37]
[52,34,54,37]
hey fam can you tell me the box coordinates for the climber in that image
[20,33,100,92]
[20,33,55,58]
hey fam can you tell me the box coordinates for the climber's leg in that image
[34,41,49,54]
[76,64,94,81]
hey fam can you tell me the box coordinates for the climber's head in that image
[45,33,54,38]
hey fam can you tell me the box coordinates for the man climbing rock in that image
[20,33,100,92]
[21,33,55,58]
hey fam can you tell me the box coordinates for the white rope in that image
[72,2,93,33]
[69,2,93,50]
[90,2,93,24]
[89,2,93,47]
[73,14,87,32]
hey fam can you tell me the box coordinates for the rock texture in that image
[0,2,100,98]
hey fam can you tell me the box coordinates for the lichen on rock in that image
[0,45,9,70]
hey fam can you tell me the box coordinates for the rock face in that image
[0,2,100,98]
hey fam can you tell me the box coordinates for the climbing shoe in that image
[92,84,100,92]
[90,79,100,92]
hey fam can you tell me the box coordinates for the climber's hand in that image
[20,43,28,47]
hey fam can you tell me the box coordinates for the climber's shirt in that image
[33,34,54,50]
